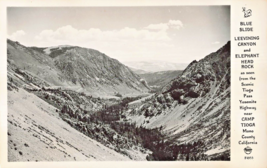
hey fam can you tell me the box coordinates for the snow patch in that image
[43,45,72,55]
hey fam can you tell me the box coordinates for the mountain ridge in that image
[7,39,149,97]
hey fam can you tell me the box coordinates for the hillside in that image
[7,39,149,97]
[8,89,136,161]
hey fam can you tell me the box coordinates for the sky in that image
[7,6,230,64]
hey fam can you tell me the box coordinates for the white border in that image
[0,0,266,168]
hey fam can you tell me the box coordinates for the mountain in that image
[124,41,231,159]
[129,67,148,74]
[139,70,183,89]
[123,61,188,73]
[7,39,149,97]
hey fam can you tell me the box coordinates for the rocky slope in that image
[7,39,149,97]
[124,41,231,159]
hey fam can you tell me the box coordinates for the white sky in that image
[7,6,230,63]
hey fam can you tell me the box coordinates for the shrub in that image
[171,89,185,100]
[187,90,199,98]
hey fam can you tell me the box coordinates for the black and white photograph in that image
[7,6,230,161]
